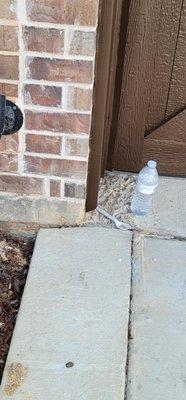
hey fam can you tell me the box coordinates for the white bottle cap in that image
[147,160,157,168]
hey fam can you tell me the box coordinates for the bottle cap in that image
[147,160,157,169]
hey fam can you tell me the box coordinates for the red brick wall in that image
[0,0,98,221]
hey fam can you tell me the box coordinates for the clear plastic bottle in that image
[131,160,159,216]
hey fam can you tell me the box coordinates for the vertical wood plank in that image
[145,0,183,132]
[113,0,163,172]
[101,0,123,175]
[166,0,186,118]
[86,1,120,211]
[101,0,131,174]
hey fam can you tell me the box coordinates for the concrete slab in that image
[127,235,186,400]
[88,174,186,237]
[0,227,132,400]
[132,176,186,237]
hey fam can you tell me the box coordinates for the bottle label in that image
[137,182,157,194]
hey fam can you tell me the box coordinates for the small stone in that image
[66,362,74,368]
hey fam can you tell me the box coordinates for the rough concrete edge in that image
[37,225,133,254]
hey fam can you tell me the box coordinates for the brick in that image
[50,179,61,197]
[0,133,18,153]
[69,30,96,56]
[0,154,18,173]
[25,110,90,134]
[0,83,18,98]
[64,181,85,199]
[23,27,64,54]
[27,57,93,84]
[0,175,44,195]
[0,26,19,51]
[75,0,99,26]
[0,55,19,80]
[65,137,89,157]
[27,0,99,27]
[24,84,62,107]
[26,133,61,154]
[67,87,92,111]
[24,155,87,179]
[0,0,17,20]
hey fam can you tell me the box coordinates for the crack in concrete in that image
[124,232,137,400]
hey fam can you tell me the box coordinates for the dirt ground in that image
[0,235,34,382]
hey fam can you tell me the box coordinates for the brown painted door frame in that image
[86,0,130,211]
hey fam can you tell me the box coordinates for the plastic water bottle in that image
[131,160,159,216]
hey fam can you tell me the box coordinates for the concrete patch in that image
[86,174,186,237]
[0,227,132,399]
[132,176,186,237]
[127,235,186,400]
